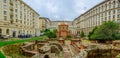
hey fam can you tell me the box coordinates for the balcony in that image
[10,12,14,15]
[10,0,13,5]
[10,19,14,24]
[10,6,13,11]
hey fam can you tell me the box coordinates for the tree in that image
[44,29,50,32]
[51,29,57,38]
[80,31,85,38]
[44,29,57,38]
[90,21,120,40]
[88,27,97,40]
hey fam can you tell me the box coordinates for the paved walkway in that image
[63,41,73,58]
[63,46,71,58]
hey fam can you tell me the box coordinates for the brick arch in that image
[44,54,50,58]
[50,43,63,51]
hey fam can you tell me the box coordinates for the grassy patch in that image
[0,36,48,58]
[0,51,5,58]
[0,36,47,47]
[3,44,29,58]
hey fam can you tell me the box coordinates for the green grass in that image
[0,36,48,58]
[0,51,5,58]
[0,36,47,47]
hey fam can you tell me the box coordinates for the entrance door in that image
[13,31,16,37]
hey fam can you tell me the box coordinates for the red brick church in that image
[56,22,73,39]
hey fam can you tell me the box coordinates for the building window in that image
[118,14,120,18]
[105,4,107,10]
[19,30,21,34]
[113,15,115,19]
[118,1,120,8]
[118,9,120,13]
[0,28,2,34]
[109,2,111,8]
[6,29,9,35]
[20,20,22,23]
[15,9,17,13]
[10,0,13,2]
[113,10,115,14]
[109,16,111,20]
[4,16,7,20]
[3,5,6,9]
[16,14,17,18]
[16,4,17,8]
[109,11,111,15]
[3,11,7,15]
[10,15,13,19]
[3,0,6,3]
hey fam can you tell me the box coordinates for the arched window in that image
[6,29,9,35]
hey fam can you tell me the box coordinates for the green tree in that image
[44,29,57,38]
[51,29,57,38]
[44,29,50,32]
[80,31,85,38]
[88,27,97,40]
[91,21,120,40]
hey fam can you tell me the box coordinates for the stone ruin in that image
[20,40,63,58]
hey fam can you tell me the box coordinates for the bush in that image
[88,27,97,40]
[80,31,85,38]
[90,21,120,40]
[44,29,57,38]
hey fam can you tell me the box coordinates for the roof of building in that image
[73,0,109,21]
[20,0,40,15]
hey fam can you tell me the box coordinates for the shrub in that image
[80,31,85,38]
[90,21,120,40]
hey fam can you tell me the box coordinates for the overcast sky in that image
[23,0,104,21]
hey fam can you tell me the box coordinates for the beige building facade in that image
[39,17,51,32]
[0,0,40,37]
[2,0,119,37]
[73,0,120,35]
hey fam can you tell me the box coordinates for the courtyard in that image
[0,38,120,58]
[0,0,120,58]
[0,21,120,58]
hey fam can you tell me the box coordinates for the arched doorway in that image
[50,43,63,51]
